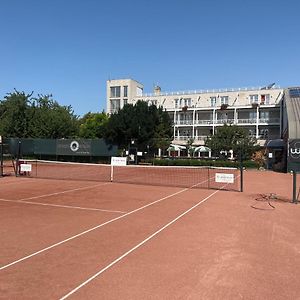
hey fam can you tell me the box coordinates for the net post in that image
[207,167,210,189]
[110,165,114,182]
[292,170,297,204]
[15,140,22,177]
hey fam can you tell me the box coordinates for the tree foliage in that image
[205,124,257,159]
[0,90,78,138]
[78,112,108,138]
[104,101,172,152]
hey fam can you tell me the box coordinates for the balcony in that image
[174,120,194,125]
[173,136,207,145]
[259,118,280,124]
[174,118,280,126]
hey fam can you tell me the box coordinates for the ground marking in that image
[18,182,111,201]
[0,179,38,186]
[59,189,221,300]
[0,198,126,214]
[0,183,201,271]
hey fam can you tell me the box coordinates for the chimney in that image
[154,85,161,95]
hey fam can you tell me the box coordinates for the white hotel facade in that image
[106,79,282,147]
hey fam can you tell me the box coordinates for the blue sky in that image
[1,0,299,116]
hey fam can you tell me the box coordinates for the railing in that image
[142,85,282,97]
[174,120,194,125]
[215,119,234,124]
[259,118,280,124]
[173,136,207,142]
[174,118,280,126]
[194,120,214,125]
[237,118,257,124]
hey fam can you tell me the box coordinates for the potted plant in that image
[220,103,228,110]
[182,106,188,112]
[251,102,259,108]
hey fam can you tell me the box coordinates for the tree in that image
[29,94,78,138]
[0,91,78,138]
[104,101,173,153]
[152,107,173,155]
[0,90,32,138]
[78,112,108,138]
[205,124,257,159]
[186,137,195,157]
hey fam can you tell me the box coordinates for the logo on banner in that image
[289,140,300,160]
[70,141,80,152]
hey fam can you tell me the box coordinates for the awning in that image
[167,144,186,151]
[266,139,284,149]
[194,146,211,152]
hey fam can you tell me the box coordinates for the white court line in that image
[0,179,38,186]
[18,182,111,201]
[0,184,197,271]
[0,198,126,214]
[59,188,221,300]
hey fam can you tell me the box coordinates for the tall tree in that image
[104,101,173,152]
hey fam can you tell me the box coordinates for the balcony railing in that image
[237,118,257,124]
[174,118,280,126]
[173,136,207,142]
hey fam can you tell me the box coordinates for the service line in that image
[0,198,126,214]
[0,183,203,271]
[18,182,111,201]
[59,189,220,299]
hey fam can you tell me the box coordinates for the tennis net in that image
[17,159,240,191]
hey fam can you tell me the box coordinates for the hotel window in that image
[249,111,257,121]
[183,98,191,107]
[123,99,128,106]
[260,94,270,105]
[260,111,269,121]
[259,129,269,138]
[210,97,217,107]
[110,86,121,98]
[110,99,120,112]
[250,94,258,104]
[174,99,179,108]
[123,86,128,98]
[220,96,228,105]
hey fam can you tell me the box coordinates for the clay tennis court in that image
[0,169,300,299]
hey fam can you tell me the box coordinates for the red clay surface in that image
[0,170,300,299]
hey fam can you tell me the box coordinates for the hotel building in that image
[107,79,283,147]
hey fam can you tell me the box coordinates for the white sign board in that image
[215,173,234,184]
[111,157,127,166]
[268,153,273,158]
[20,164,32,172]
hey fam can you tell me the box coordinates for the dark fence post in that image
[240,150,243,192]
[292,170,298,204]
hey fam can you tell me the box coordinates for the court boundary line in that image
[0,185,197,271]
[0,198,127,214]
[17,182,111,202]
[0,179,38,186]
[59,188,221,299]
